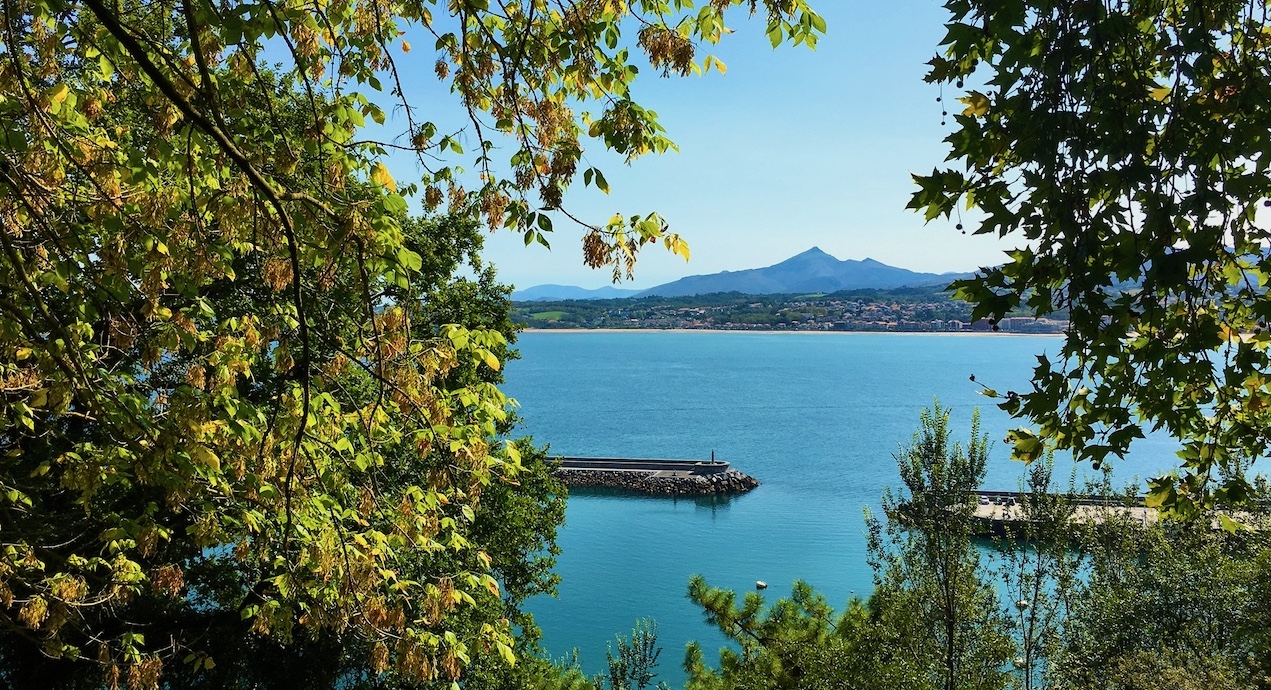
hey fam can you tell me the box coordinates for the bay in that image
[501,331,1179,686]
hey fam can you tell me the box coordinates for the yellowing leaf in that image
[678,240,690,261]
[402,40,411,53]
[1150,86,1171,102]
[370,162,396,192]
[660,235,691,261]
[960,92,990,117]
[47,84,69,105]
[482,350,500,371]
[191,446,221,472]
[15,347,32,361]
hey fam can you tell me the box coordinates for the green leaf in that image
[495,640,516,666]
[1217,514,1245,533]
[810,12,827,34]
[396,246,423,272]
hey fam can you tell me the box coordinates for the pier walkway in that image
[556,457,731,477]
[969,490,1260,534]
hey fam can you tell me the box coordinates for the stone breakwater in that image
[552,468,759,496]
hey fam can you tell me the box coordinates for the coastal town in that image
[513,290,1070,333]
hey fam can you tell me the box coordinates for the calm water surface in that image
[502,332,1178,685]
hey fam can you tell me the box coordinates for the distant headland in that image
[512,287,1069,334]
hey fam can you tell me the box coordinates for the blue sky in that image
[386,2,1014,290]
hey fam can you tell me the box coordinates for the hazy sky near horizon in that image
[387,2,1018,290]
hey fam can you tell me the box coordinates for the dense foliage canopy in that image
[0,0,824,686]
[913,0,1271,513]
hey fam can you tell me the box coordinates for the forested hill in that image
[512,287,1069,333]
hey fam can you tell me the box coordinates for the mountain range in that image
[511,248,973,301]
[507,284,643,301]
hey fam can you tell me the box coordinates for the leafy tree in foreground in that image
[867,404,1011,690]
[913,0,1271,512]
[991,457,1080,690]
[0,212,568,690]
[0,0,824,686]
[1049,517,1271,690]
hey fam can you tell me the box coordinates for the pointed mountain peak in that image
[793,246,834,259]
[778,247,839,266]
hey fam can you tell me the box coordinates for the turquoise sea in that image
[501,332,1180,686]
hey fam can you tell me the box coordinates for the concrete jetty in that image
[968,490,1260,535]
[969,491,1152,536]
[552,456,759,496]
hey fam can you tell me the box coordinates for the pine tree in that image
[866,403,1012,690]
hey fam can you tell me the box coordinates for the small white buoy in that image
[755,580,767,590]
